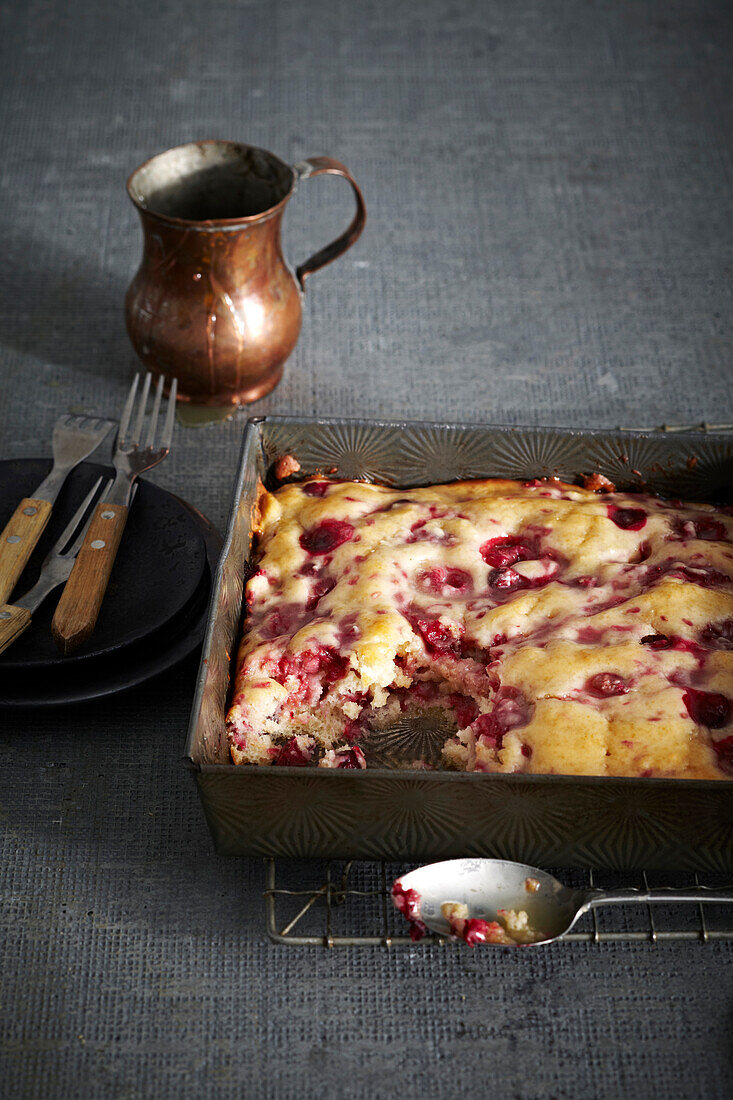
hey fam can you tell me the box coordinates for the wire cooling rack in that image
[264,859,733,947]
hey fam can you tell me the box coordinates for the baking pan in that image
[184,416,733,871]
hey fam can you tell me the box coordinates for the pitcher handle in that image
[292,157,366,290]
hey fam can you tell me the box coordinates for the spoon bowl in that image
[394,858,733,946]
[397,858,585,945]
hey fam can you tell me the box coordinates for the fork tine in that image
[160,377,177,451]
[118,374,140,447]
[45,477,105,560]
[131,372,152,446]
[61,479,114,559]
[145,375,165,449]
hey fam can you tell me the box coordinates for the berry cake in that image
[225,475,733,779]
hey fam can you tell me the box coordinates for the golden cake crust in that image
[226,475,733,778]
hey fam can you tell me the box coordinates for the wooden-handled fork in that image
[0,477,110,655]
[51,373,177,655]
[0,414,115,605]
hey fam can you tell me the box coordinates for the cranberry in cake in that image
[226,476,733,779]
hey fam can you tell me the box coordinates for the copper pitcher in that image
[125,141,366,406]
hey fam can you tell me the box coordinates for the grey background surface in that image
[1,0,732,1097]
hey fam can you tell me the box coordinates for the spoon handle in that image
[587,885,733,908]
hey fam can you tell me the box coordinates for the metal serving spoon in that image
[394,859,733,946]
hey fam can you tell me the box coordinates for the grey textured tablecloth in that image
[1,0,732,1097]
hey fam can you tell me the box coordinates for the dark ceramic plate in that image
[0,498,220,707]
[0,459,207,669]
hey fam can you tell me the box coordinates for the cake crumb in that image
[497,908,542,944]
[583,472,615,493]
[441,901,469,923]
[440,901,538,945]
[274,454,301,480]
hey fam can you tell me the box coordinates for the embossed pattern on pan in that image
[185,417,733,870]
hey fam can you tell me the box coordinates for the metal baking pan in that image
[184,416,733,871]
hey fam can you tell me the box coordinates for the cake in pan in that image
[225,475,733,778]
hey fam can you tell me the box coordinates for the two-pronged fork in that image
[0,477,111,655]
[51,373,177,655]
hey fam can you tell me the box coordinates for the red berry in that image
[335,746,366,769]
[415,618,461,656]
[607,505,647,531]
[319,648,349,684]
[448,693,479,728]
[646,561,729,590]
[488,567,522,590]
[264,610,291,638]
[445,568,471,591]
[417,566,445,592]
[303,481,330,496]
[675,516,727,541]
[417,567,471,594]
[587,672,629,697]
[473,687,531,747]
[306,577,335,610]
[392,884,427,940]
[409,680,439,702]
[480,536,537,568]
[677,564,729,588]
[462,918,493,946]
[694,518,726,540]
[274,738,313,766]
[300,519,354,554]
[700,620,733,650]
[473,712,501,747]
[683,688,731,729]
[342,716,365,743]
[274,646,348,688]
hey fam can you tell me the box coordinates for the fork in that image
[51,373,177,655]
[0,413,116,605]
[0,477,110,655]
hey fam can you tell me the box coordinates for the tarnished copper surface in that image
[125,141,366,406]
